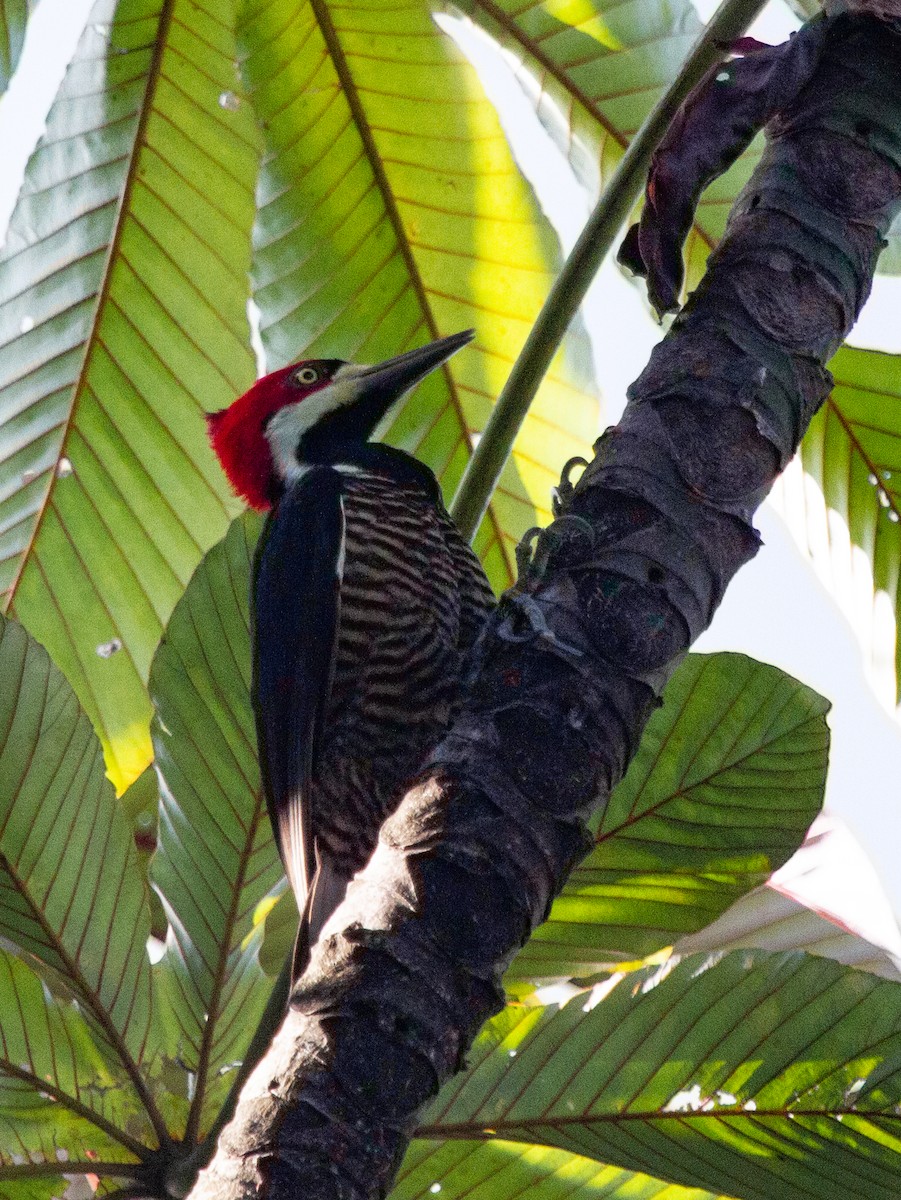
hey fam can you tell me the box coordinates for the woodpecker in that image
[207,331,494,977]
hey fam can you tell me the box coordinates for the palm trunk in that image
[189,9,901,1199]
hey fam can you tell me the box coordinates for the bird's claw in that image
[552,456,589,517]
[496,593,584,660]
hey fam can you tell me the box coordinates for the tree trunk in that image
[188,9,901,1199]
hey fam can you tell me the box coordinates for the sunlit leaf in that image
[421,951,901,1200]
[450,0,720,284]
[255,877,296,979]
[149,511,281,1138]
[395,1137,732,1200]
[455,0,702,191]
[510,653,828,980]
[675,812,901,982]
[0,0,260,790]
[238,0,599,592]
[455,0,901,297]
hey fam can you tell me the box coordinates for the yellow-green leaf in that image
[0,0,260,789]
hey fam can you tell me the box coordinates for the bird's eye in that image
[293,365,322,386]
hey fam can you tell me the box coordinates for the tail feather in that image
[292,852,351,979]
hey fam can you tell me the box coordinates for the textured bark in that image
[189,10,901,1200]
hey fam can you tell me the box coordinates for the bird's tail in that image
[292,854,351,980]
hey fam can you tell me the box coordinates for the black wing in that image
[252,468,345,937]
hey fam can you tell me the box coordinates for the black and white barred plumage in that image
[312,469,493,870]
[253,458,493,976]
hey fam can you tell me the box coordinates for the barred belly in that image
[310,470,493,873]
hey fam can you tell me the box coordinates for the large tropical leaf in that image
[675,812,901,982]
[0,949,147,1191]
[238,0,600,592]
[0,0,260,791]
[509,653,829,980]
[0,612,167,1145]
[0,0,33,93]
[418,950,901,1200]
[149,510,281,1139]
[395,1137,733,1200]
[770,346,901,705]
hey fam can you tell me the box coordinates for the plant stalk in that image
[449,0,771,542]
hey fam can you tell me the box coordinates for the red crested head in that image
[208,332,476,510]
[206,362,334,511]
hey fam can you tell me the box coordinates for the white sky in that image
[3,0,901,915]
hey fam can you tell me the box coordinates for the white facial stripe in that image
[265,365,368,478]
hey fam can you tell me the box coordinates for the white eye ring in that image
[294,366,321,385]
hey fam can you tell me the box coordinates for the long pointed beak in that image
[355,329,474,401]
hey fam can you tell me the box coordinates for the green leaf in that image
[454,0,718,279]
[0,948,148,1175]
[788,346,901,703]
[880,212,901,274]
[0,1181,59,1200]
[675,813,901,982]
[0,0,32,93]
[460,0,702,179]
[511,654,829,981]
[255,877,296,979]
[149,511,282,1139]
[421,951,901,1200]
[0,612,166,1143]
[454,1,901,297]
[0,0,261,791]
[395,1138,732,1200]
[238,0,600,592]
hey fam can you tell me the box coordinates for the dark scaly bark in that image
[189,10,901,1199]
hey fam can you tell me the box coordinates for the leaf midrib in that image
[597,677,819,845]
[825,394,901,522]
